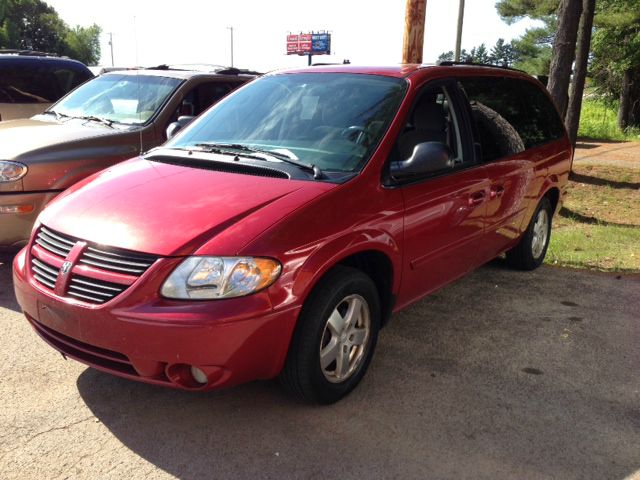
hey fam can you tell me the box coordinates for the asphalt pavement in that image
[1,249,639,480]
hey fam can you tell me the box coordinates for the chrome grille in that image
[79,246,157,275]
[67,274,127,304]
[35,226,75,257]
[30,225,159,305]
[31,258,59,289]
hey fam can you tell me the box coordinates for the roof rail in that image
[436,60,526,74]
[216,67,263,76]
[145,64,261,76]
[0,49,63,58]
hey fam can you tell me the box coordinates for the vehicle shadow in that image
[559,207,639,228]
[76,264,640,480]
[0,249,20,312]
[569,171,640,190]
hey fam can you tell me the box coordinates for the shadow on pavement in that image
[0,249,20,312]
[569,172,640,190]
[559,207,639,228]
[76,264,640,480]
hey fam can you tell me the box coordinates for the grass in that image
[546,164,640,272]
[578,98,640,142]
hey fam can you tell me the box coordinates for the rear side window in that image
[53,67,91,95]
[0,61,91,104]
[458,77,564,162]
[176,82,236,119]
[0,65,57,103]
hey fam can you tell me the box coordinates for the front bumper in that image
[13,247,300,391]
[0,191,59,247]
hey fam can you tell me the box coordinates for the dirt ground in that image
[1,140,639,479]
[574,139,640,168]
[1,249,639,480]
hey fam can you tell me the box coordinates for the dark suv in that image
[0,51,93,121]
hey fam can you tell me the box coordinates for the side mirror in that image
[166,115,195,140]
[390,142,454,181]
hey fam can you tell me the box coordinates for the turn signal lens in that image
[0,204,34,214]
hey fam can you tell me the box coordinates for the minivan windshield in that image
[49,74,182,125]
[167,73,407,173]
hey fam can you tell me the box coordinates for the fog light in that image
[190,366,208,384]
[0,204,34,214]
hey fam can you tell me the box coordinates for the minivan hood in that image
[39,155,336,256]
[0,117,116,159]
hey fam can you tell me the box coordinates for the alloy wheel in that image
[319,294,371,383]
[531,209,549,260]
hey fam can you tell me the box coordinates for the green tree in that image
[0,0,100,64]
[437,39,517,66]
[497,0,640,131]
[490,38,518,66]
[63,24,101,65]
[467,43,492,63]
[591,0,640,128]
[496,0,559,75]
[510,23,554,75]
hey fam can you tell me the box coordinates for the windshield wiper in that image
[73,115,115,128]
[193,143,323,179]
[46,110,72,121]
[190,143,265,161]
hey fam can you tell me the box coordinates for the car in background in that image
[0,50,93,121]
[87,66,136,76]
[0,66,258,248]
[13,63,572,403]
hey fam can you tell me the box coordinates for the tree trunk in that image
[628,67,640,128]
[402,0,427,63]
[618,68,632,130]
[565,0,595,145]
[547,0,583,118]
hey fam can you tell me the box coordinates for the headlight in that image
[0,161,28,182]
[161,256,281,300]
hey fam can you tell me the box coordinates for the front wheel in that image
[506,197,553,270]
[279,266,380,404]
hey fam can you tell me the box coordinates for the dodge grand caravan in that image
[13,64,572,404]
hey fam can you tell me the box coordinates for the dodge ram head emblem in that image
[61,261,72,275]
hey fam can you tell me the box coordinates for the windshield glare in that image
[168,73,407,173]
[51,74,182,125]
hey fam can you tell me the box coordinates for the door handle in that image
[467,191,486,208]
[490,185,505,199]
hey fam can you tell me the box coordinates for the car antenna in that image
[134,15,143,156]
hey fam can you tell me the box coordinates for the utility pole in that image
[108,32,114,67]
[227,26,234,67]
[402,0,427,64]
[454,0,465,62]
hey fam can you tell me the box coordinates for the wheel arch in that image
[292,233,401,328]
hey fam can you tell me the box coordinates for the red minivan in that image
[13,64,572,403]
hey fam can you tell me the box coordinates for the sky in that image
[45,0,539,71]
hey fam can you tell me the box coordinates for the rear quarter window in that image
[458,77,565,162]
[0,60,92,104]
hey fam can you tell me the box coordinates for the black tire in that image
[279,266,381,404]
[506,197,553,270]
[471,102,525,159]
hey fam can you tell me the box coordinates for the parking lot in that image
[1,249,639,480]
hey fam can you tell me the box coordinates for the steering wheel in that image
[340,125,370,145]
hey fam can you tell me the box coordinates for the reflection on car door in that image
[458,77,567,260]
[395,82,490,308]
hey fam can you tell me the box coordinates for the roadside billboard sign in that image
[286,32,331,56]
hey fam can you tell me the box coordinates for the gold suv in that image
[0,66,257,247]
